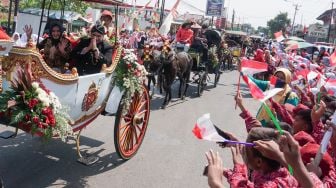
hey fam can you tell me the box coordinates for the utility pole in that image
[211,16,214,27]
[291,3,301,36]
[159,0,165,27]
[12,0,19,33]
[231,9,235,30]
[327,1,334,43]
[7,0,13,35]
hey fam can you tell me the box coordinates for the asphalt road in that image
[0,70,260,188]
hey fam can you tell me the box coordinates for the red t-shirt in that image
[175,28,193,44]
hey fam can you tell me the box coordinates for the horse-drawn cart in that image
[0,0,150,165]
[224,30,248,68]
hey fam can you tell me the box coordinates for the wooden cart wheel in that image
[197,71,207,97]
[114,85,150,160]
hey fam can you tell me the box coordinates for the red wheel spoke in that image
[131,125,139,144]
[122,128,131,151]
[130,95,140,112]
[136,109,147,117]
[128,127,134,150]
[136,101,147,112]
[136,124,142,133]
[127,127,134,151]
[120,125,130,144]
[123,115,132,121]
[119,121,131,130]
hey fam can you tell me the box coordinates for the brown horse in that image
[141,45,162,96]
[160,48,193,109]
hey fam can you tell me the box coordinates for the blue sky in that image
[125,0,334,27]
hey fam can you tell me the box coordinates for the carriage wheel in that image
[114,85,150,160]
[197,72,207,96]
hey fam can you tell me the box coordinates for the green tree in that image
[267,12,291,38]
[19,0,89,15]
[257,26,270,37]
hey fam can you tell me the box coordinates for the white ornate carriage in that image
[0,34,150,164]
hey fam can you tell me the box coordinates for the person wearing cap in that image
[37,22,72,73]
[100,10,114,39]
[175,22,194,52]
[71,23,113,75]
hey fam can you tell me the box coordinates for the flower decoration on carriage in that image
[0,67,72,141]
[143,45,152,62]
[114,49,148,113]
[162,40,171,54]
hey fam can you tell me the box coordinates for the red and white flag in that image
[330,51,336,67]
[323,79,336,95]
[295,69,310,80]
[192,114,225,142]
[159,0,180,36]
[240,59,268,75]
[307,71,320,82]
[242,75,283,102]
[274,31,285,42]
[192,114,256,146]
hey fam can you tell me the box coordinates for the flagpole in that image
[327,2,334,43]
[235,73,241,109]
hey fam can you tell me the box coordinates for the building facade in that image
[316,9,336,43]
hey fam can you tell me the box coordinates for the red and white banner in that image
[240,59,268,75]
[242,75,283,102]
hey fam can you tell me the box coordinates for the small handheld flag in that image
[192,114,255,146]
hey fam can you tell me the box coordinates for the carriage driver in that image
[70,23,113,75]
[175,21,194,52]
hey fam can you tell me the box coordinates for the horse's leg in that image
[158,74,163,94]
[183,71,191,98]
[168,84,172,103]
[162,85,168,109]
[181,78,186,100]
[178,77,182,98]
[147,76,151,91]
[152,75,156,86]
[152,75,156,95]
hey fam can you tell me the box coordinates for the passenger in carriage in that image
[70,23,113,75]
[100,10,114,39]
[37,23,72,73]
